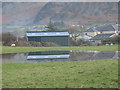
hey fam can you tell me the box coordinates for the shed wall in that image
[27,36,69,46]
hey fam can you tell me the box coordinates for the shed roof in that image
[26,31,69,37]
[90,33,115,40]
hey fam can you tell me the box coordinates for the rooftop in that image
[26,31,69,37]
[84,28,97,32]
[85,24,119,32]
[90,33,115,40]
[96,24,118,32]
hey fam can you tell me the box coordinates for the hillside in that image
[2,2,47,26]
[2,2,118,33]
[33,2,118,25]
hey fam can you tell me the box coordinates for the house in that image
[84,24,119,37]
[90,33,118,44]
[26,31,69,46]
[84,27,100,37]
[95,24,119,34]
[76,35,92,40]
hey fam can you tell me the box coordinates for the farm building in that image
[26,31,69,46]
[84,24,119,37]
[90,33,118,44]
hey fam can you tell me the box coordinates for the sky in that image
[1,0,120,2]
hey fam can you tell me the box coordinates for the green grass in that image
[2,45,119,88]
[2,45,119,54]
[3,59,118,88]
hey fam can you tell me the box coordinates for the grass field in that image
[2,59,118,88]
[2,45,119,54]
[2,45,119,88]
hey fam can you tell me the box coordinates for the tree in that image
[101,35,120,45]
[65,27,82,41]
[46,18,56,31]
[2,32,16,46]
[70,38,90,46]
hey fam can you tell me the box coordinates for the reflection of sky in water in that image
[27,55,70,59]
[1,51,120,63]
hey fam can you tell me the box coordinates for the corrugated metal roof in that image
[91,33,115,40]
[26,31,69,37]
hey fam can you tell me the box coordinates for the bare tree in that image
[2,32,16,46]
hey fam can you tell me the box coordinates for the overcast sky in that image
[1,0,119,2]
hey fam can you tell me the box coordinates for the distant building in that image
[84,27,99,37]
[84,24,119,37]
[84,24,120,45]
[76,35,92,40]
[90,33,118,44]
[26,31,69,46]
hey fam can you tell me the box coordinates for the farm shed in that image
[26,31,69,46]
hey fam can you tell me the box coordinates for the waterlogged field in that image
[2,45,119,54]
[2,45,119,88]
[3,59,118,88]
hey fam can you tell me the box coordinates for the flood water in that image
[1,51,120,63]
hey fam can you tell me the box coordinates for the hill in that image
[2,2,118,34]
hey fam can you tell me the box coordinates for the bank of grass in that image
[3,59,118,88]
[2,44,119,54]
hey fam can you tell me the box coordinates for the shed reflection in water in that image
[27,51,70,60]
[2,51,119,63]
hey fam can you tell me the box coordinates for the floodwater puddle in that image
[1,51,120,63]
